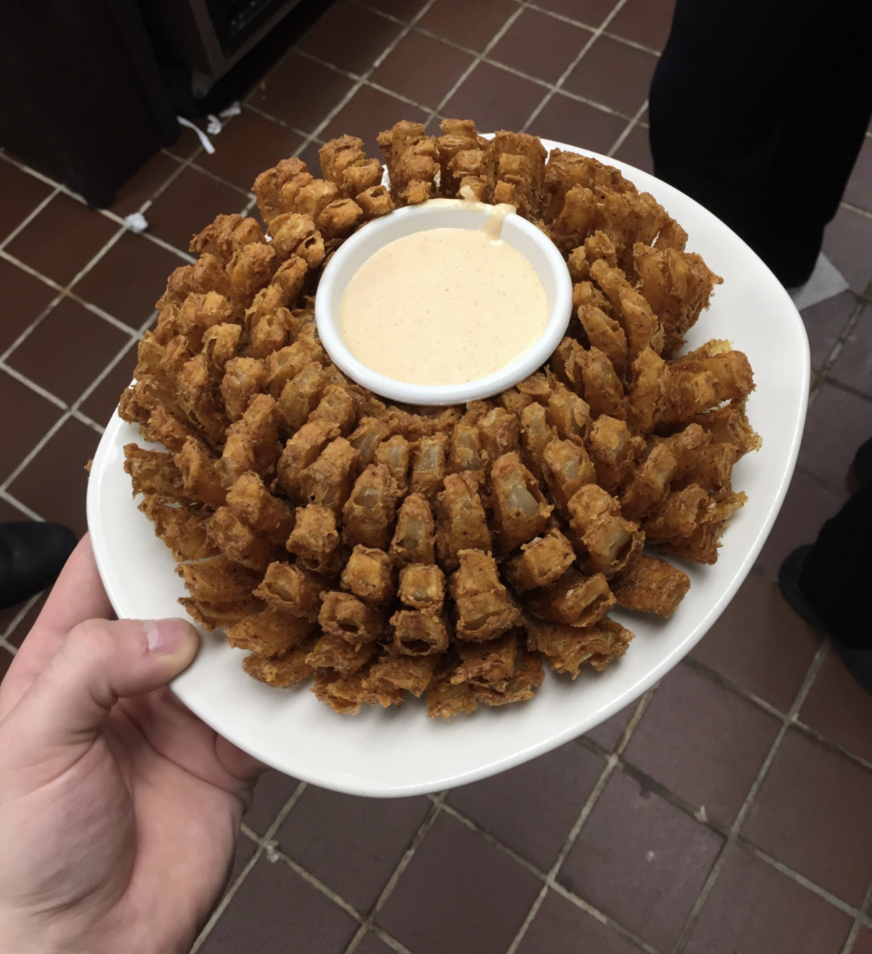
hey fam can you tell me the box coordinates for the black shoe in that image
[853,438,872,487]
[779,545,872,696]
[0,522,77,610]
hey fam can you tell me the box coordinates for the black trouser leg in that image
[799,483,872,649]
[649,0,872,286]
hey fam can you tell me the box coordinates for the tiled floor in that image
[2,0,872,951]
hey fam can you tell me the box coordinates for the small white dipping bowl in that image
[315,201,573,406]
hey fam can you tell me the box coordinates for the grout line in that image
[521,0,632,132]
[0,187,61,252]
[736,838,872,928]
[190,781,309,952]
[421,3,528,130]
[290,0,442,166]
[0,490,44,522]
[809,296,867,405]
[839,200,872,222]
[273,847,363,920]
[841,877,872,954]
[505,684,660,954]
[822,376,872,405]
[670,641,830,953]
[607,98,649,158]
[0,363,68,411]
[341,795,445,954]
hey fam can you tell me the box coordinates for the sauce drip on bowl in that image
[338,205,549,387]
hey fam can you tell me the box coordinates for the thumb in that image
[3,618,199,764]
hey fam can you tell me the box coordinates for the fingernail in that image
[143,618,196,655]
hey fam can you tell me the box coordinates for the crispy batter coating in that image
[342,463,400,549]
[286,503,342,573]
[611,554,690,617]
[226,607,314,656]
[254,561,325,620]
[208,506,280,571]
[341,545,394,605]
[319,590,387,647]
[126,118,757,716]
[243,643,316,688]
[138,496,218,562]
[450,549,520,642]
[398,563,445,614]
[490,452,552,553]
[567,484,643,578]
[504,528,576,591]
[527,568,615,628]
[435,473,493,571]
[391,492,436,567]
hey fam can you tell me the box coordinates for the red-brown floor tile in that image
[227,833,258,886]
[0,259,58,355]
[563,35,657,117]
[249,52,355,134]
[79,346,137,426]
[7,298,129,405]
[8,418,100,538]
[800,649,872,766]
[442,62,546,134]
[614,124,653,174]
[757,471,846,576]
[0,646,12,683]
[378,812,542,954]
[490,8,590,85]
[683,846,852,954]
[0,158,54,242]
[690,572,820,711]
[321,85,428,146]
[624,665,781,826]
[830,302,872,397]
[803,291,860,373]
[298,139,327,175]
[559,770,723,951]
[799,383,872,494]
[145,166,250,255]
[108,152,181,217]
[371,32,474,108]
[419,0,518,52]
[529,94,627,154]
[608,0,675,52]
[278,786,430,912]
[0,371,63,485]
[198,856,357,954]
[585,701,634,750]
[447,742,604,871]
[72,231,188,329]
[165,122,207,160]
[5,194,119,287]
[532,0,616,27]
[517,889,642,954]
[6,591,47,648]
[364,0,429,19]
[355,935,393,954]
[823,205,872,294]
[853,928,872,954]
[742,729,872,906]
[198,110,304,192]
[245,770,300,835]
[845,137,872,214]
[299,2,404,75]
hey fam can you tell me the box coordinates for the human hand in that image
[0,535,264,954]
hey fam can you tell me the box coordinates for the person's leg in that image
[779,445,872,692]
[650,0,872,286]
[0,523,78,610]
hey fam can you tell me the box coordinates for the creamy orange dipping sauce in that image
[339,215,549,386]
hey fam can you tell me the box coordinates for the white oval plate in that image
[88,139,809,798]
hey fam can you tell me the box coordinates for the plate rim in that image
[87,139,810,796]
